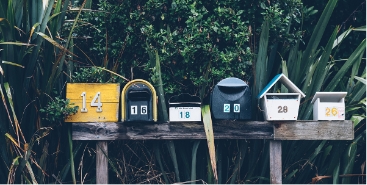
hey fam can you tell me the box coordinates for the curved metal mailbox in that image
[121,79,157,122]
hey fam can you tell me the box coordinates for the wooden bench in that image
[72,120,353,184]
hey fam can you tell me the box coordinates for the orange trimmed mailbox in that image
[121,79,157,122]
[65,83,120,122]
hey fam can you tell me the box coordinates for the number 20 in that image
[80,92,102,113]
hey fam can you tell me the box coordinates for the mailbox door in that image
[169,103,201,122]
[314,101,345,120]
[263,93,301,120]
[125,84,153,121]
[126,99,152,121]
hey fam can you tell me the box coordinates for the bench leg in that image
[270,140,282,184]
[96,141,108,184]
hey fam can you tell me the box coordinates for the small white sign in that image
[169,107,201,122]
[223,104,230,113]
[141,105,148,114]
[234,104,240,113]
[131,105,138,115]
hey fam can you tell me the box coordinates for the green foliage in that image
[72,66,121,83]
[73,0,303,97]
[40,97,79,123]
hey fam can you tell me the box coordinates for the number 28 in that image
[278,106,288,113]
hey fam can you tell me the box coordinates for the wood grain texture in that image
[65,83,120,122]
[273,120,353,140]
[72,120,353,141]
[269,140,282,184]
[72,121,274,140]
[96,141,108,184]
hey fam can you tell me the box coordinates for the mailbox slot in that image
[210,77,252,120]
[128,90,151,100]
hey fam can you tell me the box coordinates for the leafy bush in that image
[71,0,304,97]
[40,97,79,123]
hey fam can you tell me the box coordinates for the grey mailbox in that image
[210,77,252,120]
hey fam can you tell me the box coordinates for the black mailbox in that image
[121,79,157,122]
[210,77,251,120]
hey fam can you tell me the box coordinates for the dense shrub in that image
[69,0,303,97]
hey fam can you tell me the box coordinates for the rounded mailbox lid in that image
[217,77,248,87]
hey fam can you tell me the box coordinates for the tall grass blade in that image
[2,61,24,68]
[300,27,338,119]
[153,143,169,184]
[201,104,217,182]
[154,51,168,122]
[341,141,357,184]
[35,32,76,56]
[253,19,270,107]
[25,161,37,184]
[68,128,76,184]
[325,39,366,91]
[191,140,200,184]
[301,0,337,72]
[167,140,180,182]
[333,161,340,184]
[354,76,366,84]
[230,140,247,184]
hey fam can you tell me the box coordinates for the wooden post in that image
[96,141,108,184]
[269,140,282,184]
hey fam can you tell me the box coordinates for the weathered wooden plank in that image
[273,120,353,140]
[72,120,354,140]
[72,121,274,140]
[269,140,282,184]
[96,141,108,184]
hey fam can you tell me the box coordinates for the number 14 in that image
[80,92,102,113]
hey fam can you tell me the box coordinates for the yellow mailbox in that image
[121,79,157,122]
[65,83,120,122]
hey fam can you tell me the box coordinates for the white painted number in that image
[91,92,102,112]
[141,105,147,114]
[80,92,103,113]
[234,104,240,113]
[224,104,230,113]
[131,106,138,115]
[80,92,88,113]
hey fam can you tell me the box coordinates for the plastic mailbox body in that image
[311,92,347,121]
[210,77,252,120]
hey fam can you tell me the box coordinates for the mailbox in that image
[65,83,120,122]
[169,94,201,122]
[121,79,157,122]
[210,77,251,120]
[311,92,347,120]
[257,74,305,121]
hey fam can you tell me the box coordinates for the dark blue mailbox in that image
[210,77,251,120]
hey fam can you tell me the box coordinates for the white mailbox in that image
[257,74,306,121]
[169,94,201,122]
[311,92,347,120]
